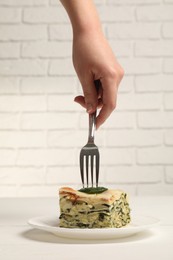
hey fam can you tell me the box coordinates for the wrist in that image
[73,22,103,38]
[60,0,102,36]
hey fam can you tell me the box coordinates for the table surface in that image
[0,196,173,260]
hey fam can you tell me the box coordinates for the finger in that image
[96,77,118,129]
[80,76,98,114]
[74,96,103,109]
[74,96,86,108]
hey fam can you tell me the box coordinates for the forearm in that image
[60,0,102,34]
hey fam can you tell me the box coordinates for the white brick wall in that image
[0,0,173,197]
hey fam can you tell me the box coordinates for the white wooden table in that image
[0,197,173,260]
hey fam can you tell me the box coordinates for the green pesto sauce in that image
[78,187,108,194]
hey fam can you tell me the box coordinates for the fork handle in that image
[87,80,100,143]
[88,112,96,143]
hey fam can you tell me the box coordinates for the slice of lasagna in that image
[59,187,131,228]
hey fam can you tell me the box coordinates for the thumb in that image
[81,77,98,114]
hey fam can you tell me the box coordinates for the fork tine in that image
[90,155,94,187]
[96,153,100,187]
[86,155,89,187]
[80,152,84,187]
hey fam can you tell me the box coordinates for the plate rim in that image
[28,214,160,234]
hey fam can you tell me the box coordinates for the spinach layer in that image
[78,187,108,194]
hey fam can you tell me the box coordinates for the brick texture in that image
[0,25,47,41]
[0,0,48,6]
[162,23,173,38]
[23,7,69,24]
[0,0,173,197]
[0,7,21,23]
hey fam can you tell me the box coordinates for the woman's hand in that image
[73,30,124,129]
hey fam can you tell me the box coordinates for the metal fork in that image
[79,80,100,188]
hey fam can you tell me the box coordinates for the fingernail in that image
[86,104,93,113]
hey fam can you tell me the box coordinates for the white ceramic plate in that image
[28,215,160,240]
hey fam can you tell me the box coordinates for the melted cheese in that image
[59,187,125,205]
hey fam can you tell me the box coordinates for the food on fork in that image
[59,186,131,228]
